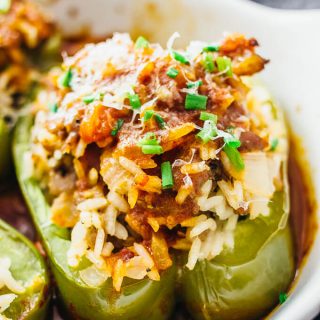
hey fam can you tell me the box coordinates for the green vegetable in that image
[216,56,233,76]
[111,119,124,136]
[0,0,11,13]
[0,219,50,319]
[202,53,215,72]
[141,145,163,155]
[154,114,166,129]
[50,102,58,113]
[279,292,288,304]
[59,68,73,88]
[172,51,189,65]
[161,161,174,189]
[186,80,203,89]
[199,111,217,123]
[270,138,279,151]
[128,93,141,109]
[13,116,176,320]
[202,45,219,52]
[82,93,103,104]
[135,36,149,49]
[223,143,244,171]
[185,93,208,110]
[179,189,295,320]
[196,120,217,143]
[166,68,179,79]
[143,110,155,122]
[218,130,244,170]
[0,118,11,178]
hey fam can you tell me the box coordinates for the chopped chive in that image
[83,94,95,104]
[143,110,155,122]
[279,292,287,304]
[223,144,244,171]
[83,93,103,104]
[200,111,217,123]
[138,132,164,154]
[166,67,179,79]
[185,93,208,110]
[141,145,163,155]
[50,102,58,113]
[0,0,11,13]
[186,80,203,89]
[196,120,217,143]
[128,93,141,109]
[203,53,215,73]
[59,68,73,88]
[219,131,241,148]
[203,45,219,52]
[161,161,174,189]
[270,138,279,151]
[135,36,149,49]
[138,132,158,146]
[111,119,124,136]
[172,50,189,65]
[216,56,233,76]
[154,114,166,129]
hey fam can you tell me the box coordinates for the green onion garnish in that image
[138,132,158,145]
[203,45,219,52]
[200,111,217,123]
[59,68,73,88]
[83,93,104,104]
[161,161,174,189]
[154,114,166,129]
[166,68,179,78]
[128,93,141,109]
[141,145,163,155]
[186,80,203,89]
[172,51,189,65]
[0,0,11,13]
[143,110,155,122]
[223,144,244,171]
[185,93,208,110]
[196,120,217,143]
[111,119,124,136]
[279,292,287,304]
[135,36,149,49]
[216,56,233,76]
[50,102,58,113]
[270,138,279,151]
[203,53,215,73]
[138,132,164,155]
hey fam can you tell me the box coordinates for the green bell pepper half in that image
[0,219,50,319]
[13,115,176,320]
[179,189,295,320]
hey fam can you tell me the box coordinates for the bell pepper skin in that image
[180,190,295,320]
[13,115,176,320]
[0,219,50,320]
[0,118,11,179]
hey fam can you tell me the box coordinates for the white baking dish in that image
[40,0,320,318]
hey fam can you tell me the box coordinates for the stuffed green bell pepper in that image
[0,219,50,320]
[0,0,57,178]
[14,32,294,319]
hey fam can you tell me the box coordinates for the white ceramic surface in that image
[40,0,320,319]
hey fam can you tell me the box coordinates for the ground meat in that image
[126,193,198,239]
[217,102,247,130]
[239,131,268,152]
